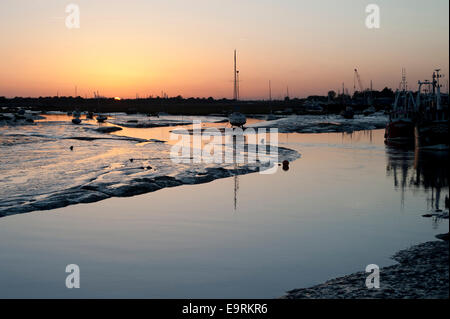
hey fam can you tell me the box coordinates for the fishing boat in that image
[415,70,449,149]
[384,90,416,146]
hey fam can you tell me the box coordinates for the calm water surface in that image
[0,123,448,298]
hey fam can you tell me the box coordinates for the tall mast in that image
[237,70,240,100]
[269,80,272,101]
[401,68,407,91]
[233,50,237,100]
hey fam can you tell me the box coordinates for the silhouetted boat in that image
[72,118,82,124]
[96,115,107,123]
[415,69,449,149]
[304,100,325,114]
[385,90,416,146]
[73,110,81,118]
[341,107,354,119]
[229,112,247,127]
[228,50,247,128]
[363,106,376,116]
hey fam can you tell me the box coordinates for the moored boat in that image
[96,115,107,123]
[340,106,354,119]
[415,69,449,150]
[385,89,416,146]
[363,106,376,116]
[229,112,247,127]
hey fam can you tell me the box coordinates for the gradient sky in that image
[0,0,448,99]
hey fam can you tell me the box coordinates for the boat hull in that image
[96,116,107,123]
[229,112,247,127]
[384,120,415,145]
[416,121,449,149]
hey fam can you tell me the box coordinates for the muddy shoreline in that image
[283,239,449,299]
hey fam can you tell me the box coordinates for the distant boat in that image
[72,110,82,124]
[304,100,324,114]
[341,106,355,119]
[363,106,376,116]
[96,115,107,123]
[86,111,94,119]
[228,49,247,128]
[229,112,247,127]
[73,110,81,118]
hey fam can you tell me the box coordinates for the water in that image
[0,116,448,298]
[0,115,293,216]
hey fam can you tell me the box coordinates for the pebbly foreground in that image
[283,240,449,299]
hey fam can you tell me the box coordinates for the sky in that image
[0,0,448,99]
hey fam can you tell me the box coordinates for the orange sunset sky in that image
[0,0,448,99]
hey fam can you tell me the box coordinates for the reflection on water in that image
[386,146,449,211]
[0,125,448,298]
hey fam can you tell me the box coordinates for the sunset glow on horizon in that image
[0,0,448,99]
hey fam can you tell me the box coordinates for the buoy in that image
[70,146,74,151]
[129,158,134,162]
[282,160,290,171]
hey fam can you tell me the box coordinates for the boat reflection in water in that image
[386,145,449,215]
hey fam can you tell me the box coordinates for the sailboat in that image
[93,91,108,123]
[96,114,107,123]
[229,50,247,128]
[266,80,277,120]
[72,110,82,124]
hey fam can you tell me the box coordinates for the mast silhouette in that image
[233,49,238,100]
